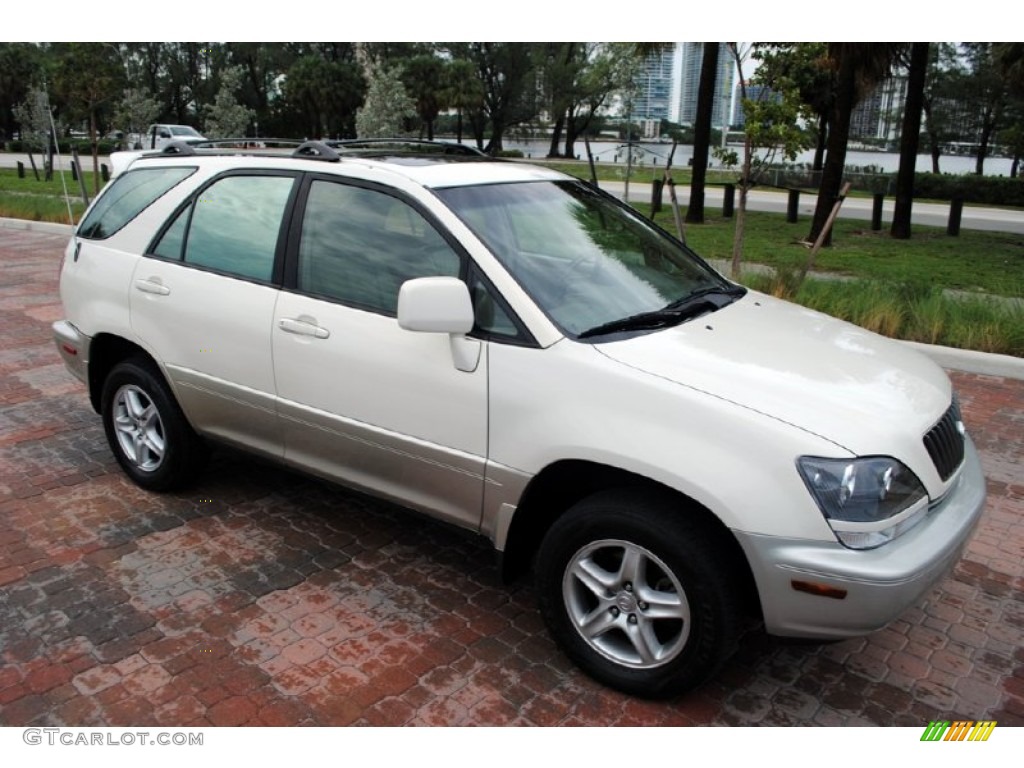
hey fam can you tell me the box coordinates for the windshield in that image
[436,180,738,338]
[170,126,202,137]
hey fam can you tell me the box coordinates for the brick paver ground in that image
[1,229,1021,727]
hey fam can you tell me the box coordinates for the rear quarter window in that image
[78,166,196,240]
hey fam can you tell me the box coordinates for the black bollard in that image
[71,161,78,182]
[101,164,110,182]
[871,193,884,231]
[947,195,964,236]
[787,189,800,223]
[651,179,664,216]
[17,161,24,179]
[723,184,735,218]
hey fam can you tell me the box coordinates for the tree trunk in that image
[891,43,929,240]
[923,102,942,173]
[686,42,719,225]
[1011,155,1019,178]
[730,135,753,280]
[564,114,579,159]
[975,114,996,175]
[90,108,100,196]
[548,111,566,158]
[813,113,827,172]
[808,53,857,246]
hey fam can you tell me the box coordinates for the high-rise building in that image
[629,43,735,131]
[676,43,735,129]
[850,73,908,145]
[632,47,677,122]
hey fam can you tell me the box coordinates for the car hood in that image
[595,290,952,459]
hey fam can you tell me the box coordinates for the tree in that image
[562,43,634,159]
[444,43,538,153]
[402,55,446,140]
[807,43,903,246]
[890,43,929,240]
[280,54,364,138]
[753,43,832,172]
[718,44,812,278]
[0,43,43,141]
[995,43,1024,178]
[356,57,415,139]
[13,86,62,179]
[686,43,720,225]
[52,43,125,195]
[204,66,254,138]
[962,43,1007,175]
[114,88,160,149]
[922,43,964,174]
[442,58,482,144]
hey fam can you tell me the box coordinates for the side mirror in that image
[159,131,171,139]
[398,277,480,372]
[397,277,474,335]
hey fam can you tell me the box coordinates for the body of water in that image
[490,138,1016,177]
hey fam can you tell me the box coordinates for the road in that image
[2,151,1022,234]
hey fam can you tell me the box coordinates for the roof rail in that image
[328,138,487,157]
[292,141,341,162]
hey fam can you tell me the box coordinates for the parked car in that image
[143,123,206,151]
[52,139,986,696]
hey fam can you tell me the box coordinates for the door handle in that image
[278,317,330,339]
[134,278,170,296]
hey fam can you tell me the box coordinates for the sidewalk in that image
[0,228,1022,727]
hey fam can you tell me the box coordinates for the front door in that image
[272,177,488,529]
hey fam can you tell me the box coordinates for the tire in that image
[100,358,207,491]
[536,489,742,697]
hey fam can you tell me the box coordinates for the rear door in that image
[130,170,298,456]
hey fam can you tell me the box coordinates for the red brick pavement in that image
[1,228,1021,726]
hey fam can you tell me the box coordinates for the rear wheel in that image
[536,489,741,697]
[101,359,207,491]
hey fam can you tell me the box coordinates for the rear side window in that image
[78,166,195,240]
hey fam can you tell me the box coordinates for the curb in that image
[3,217,1022,380]
[0,217,75,236]
[902,340,1024,380]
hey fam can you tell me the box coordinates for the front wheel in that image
[536,490,742,697]
[101,359,207,491]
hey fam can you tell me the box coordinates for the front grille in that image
[923,398,965,482]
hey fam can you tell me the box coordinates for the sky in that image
[5,4,1000,44]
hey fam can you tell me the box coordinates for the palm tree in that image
[891,43,929,240]
[686,43,720,225]
[808,43,905,245]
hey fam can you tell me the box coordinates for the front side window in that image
[182,175,294,282]
[78,166,195,240]
[437,181,742,338]
[297,180,461,314]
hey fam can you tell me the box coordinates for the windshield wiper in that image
[664,284,746,310]
[577,284,745,340]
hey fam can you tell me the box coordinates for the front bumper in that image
[735,437,986,639]
[52,320,91,384]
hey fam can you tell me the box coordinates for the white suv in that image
[53,139,986,696]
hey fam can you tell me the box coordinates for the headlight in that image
[797,456,929,550]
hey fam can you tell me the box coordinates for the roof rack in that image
[133,137,491,166]
[327,138,487,157]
